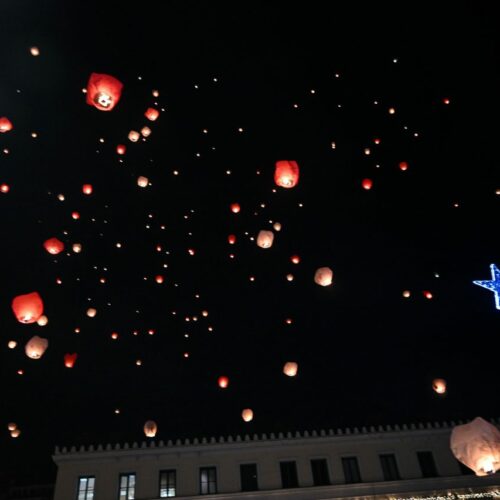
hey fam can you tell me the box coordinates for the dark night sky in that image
[0,1,498,488]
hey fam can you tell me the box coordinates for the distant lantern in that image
[242,409,254,422]
[155,275,164,284]
[274,160,300,188]
[25,335,48,359]
[116,144,126,155]
[144,420,158,437]
[362,178,373,190]
[72,211,80,220]
[30,46,40,56]
[291,255,300,264]
[402,290,411,298]
[218,376,229,388]
[450,417,500,476]
[8,341,17,349]
[64,353,78,368]
[82,184,93,195]
[86,73,123,111]
[228,234,236,245]
[37,315,48,326]
[432,378,447,394]
[43,237,65,255]
[10,429,21,438]
[86,308,97,318]
[72,243,82,253]
[314,267,333,286]
[399,161,409,171]
[128,130,140,142]
[145,107,159,121]
[286,274,294,282]
[12,292,44,324]
[230,203,240,213]
[423,290,433,300]
[141,126,152,138]
[7,423,17,431]
[0,117,13,133]
[137,176,149,188]
[1,183,10,193]
[257,230,274,249]
[283,362,298,377]
[273,222,282,231]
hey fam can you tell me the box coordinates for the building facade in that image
[52,418,500,500]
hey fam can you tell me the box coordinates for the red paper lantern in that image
[64,353,78,368]
[274,160,299,188]
[228,234,236,245]
[71,211,80,220]
[362,178,373,190]
[399,161,408,171]
[0,117,13,133]
[82,184,93,195]
[43,237,65,255]
[86,73,123,111]
[116,144,126,155]
[155,275,164,284]
[12,292,44,324]
[230,203,240,213]
[291,255,300,264]
[1,183,10,193]
[218,376,229,388]
[145,107,159,121]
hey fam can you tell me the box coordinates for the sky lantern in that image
[273,222,282,231]
[10,429,21,438]
[141,126,152,138]
[82,184,93,195]
[274,160,299,188]
[230,203,240,213]
[432,378,447,394]
[402,290,411,298]
[0,117,13,133]
[218,376,229,388]
[25,336,48,359]
[86,308,97,318]
[116,144,126,155]
[257,230,274,249]
[291,255,300,264]
[43,237,64,255]
[128,130,140,142]
[228,234,236,245]
[12,292,44,324]
[155,275,164,284]
[1,183,10,193]
[423,290,433,299]
[314,267,333,286]
[242,409,253,422]
[8,341,17,349]
[64,353,78,368]
[30,46,40,56]
[450,417,500,476]
[145,107,159,121]
[71,211,80,220]
[399,161,409,171]
[362,178,373,190]
[72,243,82,253]
[86,73,123,111]
[37,315,48,326]
[283,362,298,377]
[144,420,158,437]
[7,423,17,431]
[137,176,149,187]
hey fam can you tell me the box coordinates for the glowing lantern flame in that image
[116,144,126,155]
[399,161,409,171]
[283,362,298,377]
[314,267,333,286]
[218,376,229,388]
[82,184,93,195]
[1,183,10,193]
[273,222,282,231]
[7,423,17,431]
[230,203,240,213]
[155,275,164,284]
[137,176,149,188]
[450,417,500,476]
[37,315,48,326]
[0,117,13,133]
[274,160,299,188]
[43,237,64,255]
[86,73,123,111]
[144,420,158,437]
[242,409,254,422]
[25,335,48,359]
[362,178,373,190]
[64,353,78,368]
[291,255,300,264]
[10,429,21,438]
[145,108,159,121]
[228,234,236,244]
[141,126,152,138]
[12,292,44,324]
[432,378,447,394]
[257,230,274,249]
[72,243,82,253]
[128,130,140,142]
[86,308,97,318]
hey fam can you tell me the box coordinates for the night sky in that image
[0,1,498,488]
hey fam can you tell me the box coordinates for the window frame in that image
[379,453,401,481]
[310,458,331,486]
[341,456,362,484]
[239,462,259,492]
[199,466,217,495]
[416,450,439,478]
[159,469,177,497]
[77,476,95,500]
[118,472,136,500]
[279,460,299,489]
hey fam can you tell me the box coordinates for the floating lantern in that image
[362,178,373,190]
[86,308,97,318]
[257,230,274,249]
[218,376,229,388]
[128,130,140,142]
[291,255,300,264]
[43,237,64,255]
[274,160,299,188]
[7,341,17,349]
[116,144,126,155]
[72,243,82,253]
[141,126,152,138]
[273,222,282,231]
[86,73,123,111]
[1,183,10,193]
[450,417,500,476]
[314,267,333,286]
[82,184,93,195]
[144,420,158,437]
[64,353,78,368]
[137,176,149,188]
[25,336,48,359]
[399,161,409,171]
[432,378,447,394]
[242,409,253,422]
[228,234,236,245]
[283,362,298,377]
[230,203,240,213]
[10,429,21,438]
[0,117,13,133]
[155,275,164,284]
[30,46,40,56]
[7,423,17,431]
[72,211,80,220]
[423,290,433,300]
[12,292,44,324]
[402,290,411,298]
[37,315,48,326]
[145,108,159,121]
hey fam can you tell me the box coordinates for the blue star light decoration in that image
[473,264,500,310]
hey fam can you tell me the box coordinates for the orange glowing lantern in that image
[10,429,21,438]
[257,230,274,249]
[86,308,97,318]
[218,376,229,388]
[72,211,80,220]
[7,423,17,431]
[230,203,241,213]
[0,117,13,133]
[155,275,164,284]
[82,184,93,195]
[274,160,299,188]
[116,144,126,155]
[141,126,152,138]
[432,378,447,394]
[43,237,64,255]
[25,335,48,359]
[128,130,140,142]
[399,161,409,171]
[1,183,10,193]
[242,409,254,422]
[137,176,149,188]
[362,178,373,190]
[12,292,44,324]
[291,255,300,264]
[145,108,159,121]
[86,73,123,111]
[37,315,48,326]
[314,267,333,286]
[450,417,500,476]
[64,353,78,368]
[144,420,158,437]
[228,234,236,245]
[283,362,298,377]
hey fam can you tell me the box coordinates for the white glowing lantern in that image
[72,243,82,253]
[7,341,17,349]
[450,417,500,476]
[432,378,447,394]
[314,267,333,286]
[273,222,282,231]
[137,176,149,188]
[283,362,298,377]
[30,46,40,56]
[144,420,158,437]
[25,336,48,359]
[257,230,274,249]
[141,126,152,138]
[7,423,17,431]
[37,315,48,326]
[128,130,140,142]
[242,409,254,422]
[86,308,97,318]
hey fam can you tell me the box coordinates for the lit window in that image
[159,470,176,497]
[118,473,135,500]
[77,476,95,500]
[199,467,217,495]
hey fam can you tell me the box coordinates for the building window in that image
[200,467,217,495]
[118,473,135,500]
[417,451,438,478]
[240,463,258,491]
[379,454,400,481]
[77,476,95,500]
[311,459,330,486]
[342,457,361,483]
[280,461,299,488]
[159,470,176,497]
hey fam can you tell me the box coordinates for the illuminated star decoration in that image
[473,264,500,310]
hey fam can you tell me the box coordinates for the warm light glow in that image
[25,335,48,359]
[145,107,160,121]
[37,315,48,326]
[228,234,236,244]
[43,237,65,255]
[128,130,140,142]
[402,290,411,298]
[399,161,409,171]
[86,308,97,318]
[230,203,241,213]
[242,408,253,422]
[274,160,300,188]
[72,243,82,253]
[314,267,333,286]
[362,178,373,190]
[155,275,164,284]
[141,126,152,138]
[432,378,447,394]
[291,255,300,264]
[137,176,149,187]
[12,292,44,324]
[0,117,13,133]
[30,46,40,56]
[257,230,274,249]
[64,353,78,368]
[82,184,93,195]
[143,420,158,437]
[116,144,126,155]
[283,362,298,377]
[86,73,123,111]
[218,376,229,388]
[273,222,282,231]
